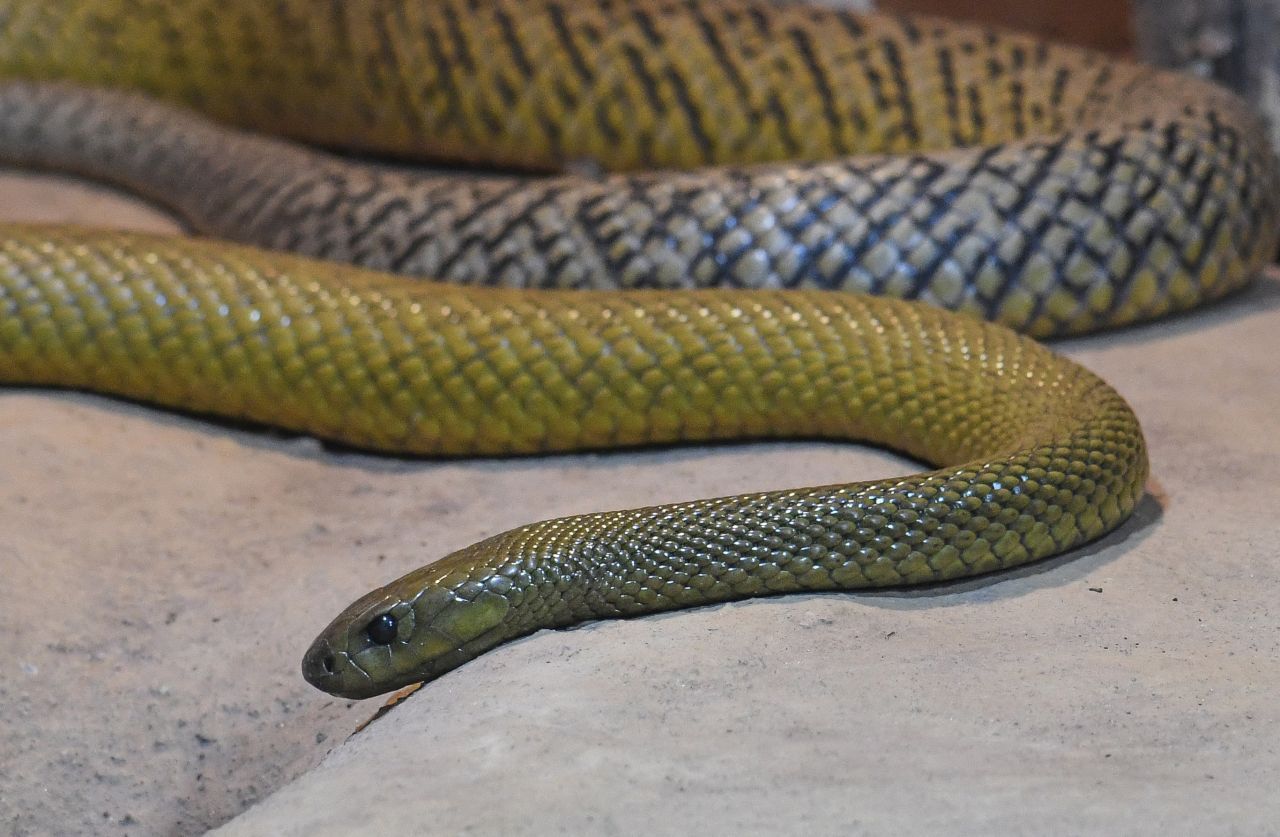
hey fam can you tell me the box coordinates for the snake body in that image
[0,225,1146,699]
[0,2,1277,337]
[0,0,1270,697]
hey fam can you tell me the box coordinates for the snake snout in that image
[301,631,389,699]
[300,637,340,692]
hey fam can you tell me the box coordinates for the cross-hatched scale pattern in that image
[0,0,1175,168]
[0,2,1276,337]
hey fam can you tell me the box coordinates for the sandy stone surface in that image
[3,170,1279,836]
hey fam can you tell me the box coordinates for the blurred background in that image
[881,0,1134,54]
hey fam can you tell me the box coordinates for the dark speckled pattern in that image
[0,2,1276,336]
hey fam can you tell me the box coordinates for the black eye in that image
[366,613,398,645]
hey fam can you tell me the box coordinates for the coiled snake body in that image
[0,0,1274,698]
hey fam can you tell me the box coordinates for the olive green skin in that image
[296,282,1147,698]
[0,225,1145,699]
[1,0,1258,698]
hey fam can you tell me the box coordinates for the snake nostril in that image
[321,654,335,675]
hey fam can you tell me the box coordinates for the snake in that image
[0,0,1274,699]
[2,1,1278,336]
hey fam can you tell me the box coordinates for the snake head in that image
[301,562,513,699]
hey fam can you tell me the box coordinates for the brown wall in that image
[879,0,1134,54]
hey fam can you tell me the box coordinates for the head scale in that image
[301,563,512,699]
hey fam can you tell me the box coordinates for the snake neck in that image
[366,369,1147,666]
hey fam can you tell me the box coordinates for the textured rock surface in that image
[3,171,1279,836]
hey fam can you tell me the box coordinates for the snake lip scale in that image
[0,0,1272,699]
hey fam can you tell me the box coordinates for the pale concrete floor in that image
[2,171,1278,836]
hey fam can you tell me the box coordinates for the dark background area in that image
[881,0,1135,53]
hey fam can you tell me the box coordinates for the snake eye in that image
[366,613,398,645]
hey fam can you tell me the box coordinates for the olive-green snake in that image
[0,0,1274,699]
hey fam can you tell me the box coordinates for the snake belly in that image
[0,1,1277,337]
[0,226,1147,699]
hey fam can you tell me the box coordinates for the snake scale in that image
[0,0,1274,699]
